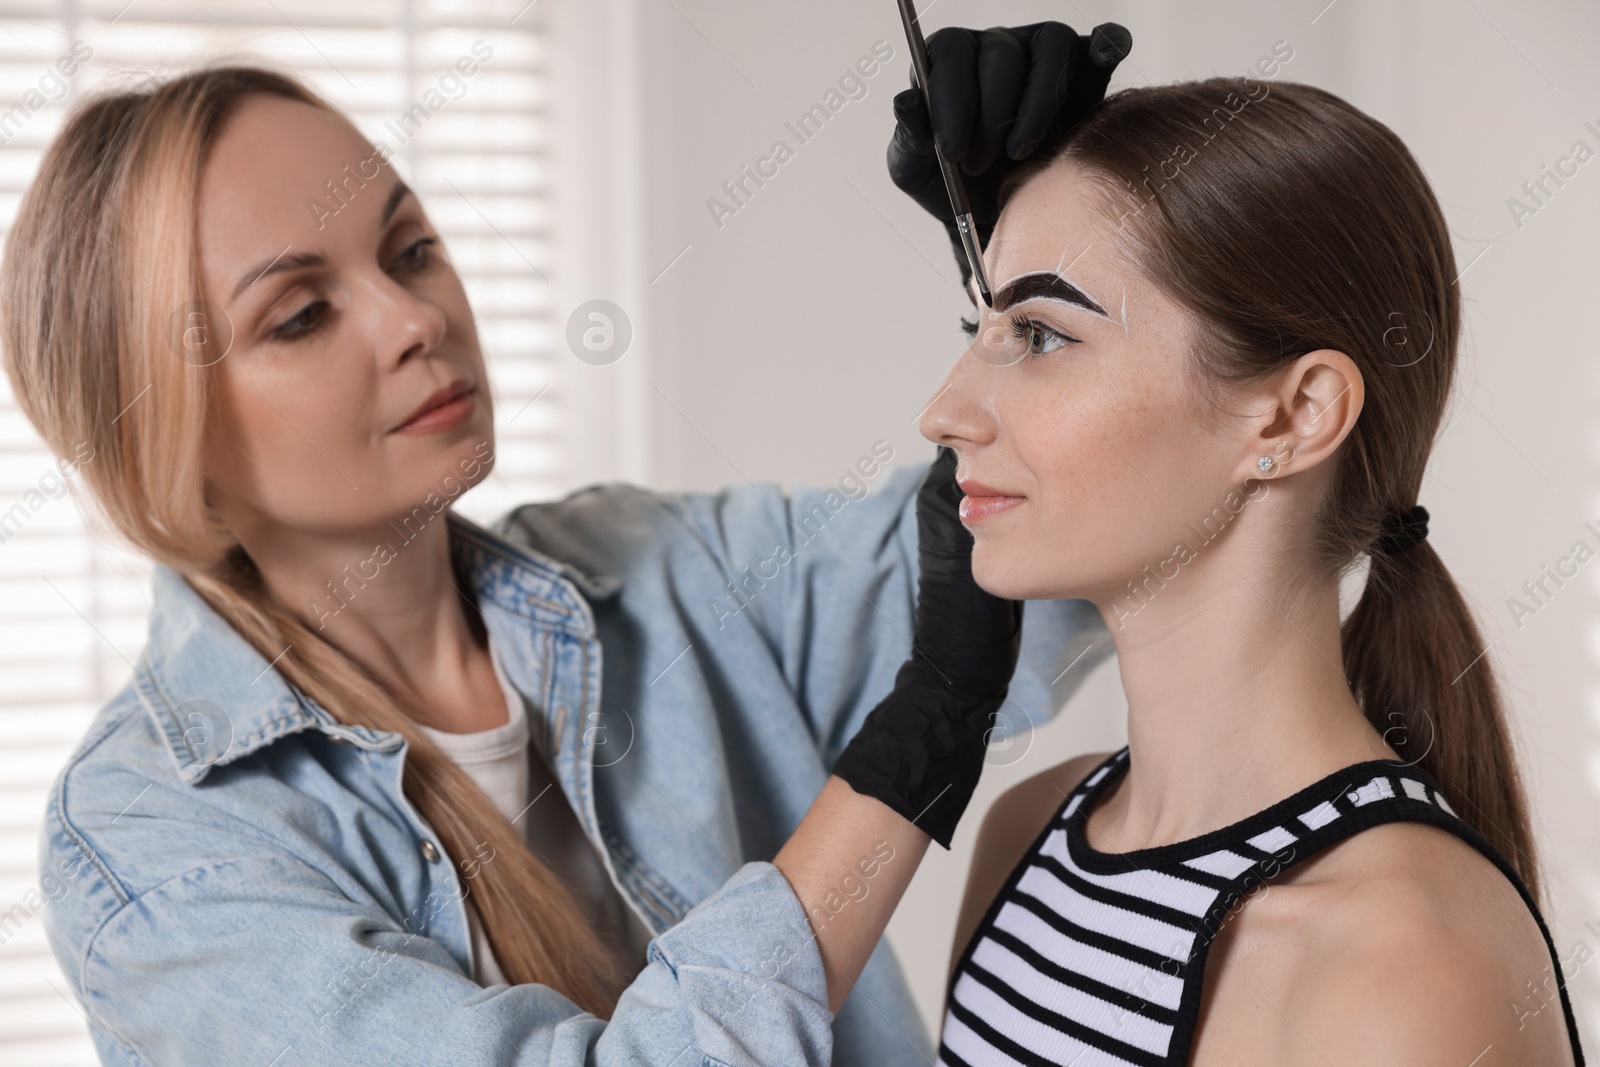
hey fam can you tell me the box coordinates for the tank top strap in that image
[935,749,1587,1067]
[1151,756,1586,1065]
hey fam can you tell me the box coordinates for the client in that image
[921,78,1585,1066]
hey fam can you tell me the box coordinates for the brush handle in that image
[896,0,972,218]
[895,0,991,304]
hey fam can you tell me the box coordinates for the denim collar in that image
[134,510,621,785]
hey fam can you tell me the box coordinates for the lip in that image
[957,478,1025,525]
[393,380,474,435]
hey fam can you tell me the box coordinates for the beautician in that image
[12,22,1128,1067]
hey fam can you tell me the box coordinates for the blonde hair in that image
[1,64,622,1014]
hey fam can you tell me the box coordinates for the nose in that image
[918,348,1000,451]
[358,267,448,369]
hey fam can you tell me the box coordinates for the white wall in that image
[557,0,1600,1045]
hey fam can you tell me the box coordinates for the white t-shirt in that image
[416,641,655,987]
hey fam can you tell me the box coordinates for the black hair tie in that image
[1372,505,1429,556]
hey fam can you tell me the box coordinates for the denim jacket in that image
[38,461,1111,1066]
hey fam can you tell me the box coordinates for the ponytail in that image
[1343,542,1540,901]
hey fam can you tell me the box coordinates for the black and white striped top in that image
[938,747,1585,1067]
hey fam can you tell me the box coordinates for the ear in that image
[1237,348,1364,483]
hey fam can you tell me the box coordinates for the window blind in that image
[0,2,558,1062]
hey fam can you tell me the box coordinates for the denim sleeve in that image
[659,461,1114,767]
[43,769,832,1067]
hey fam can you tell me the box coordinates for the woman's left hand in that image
[829,445,1023,849]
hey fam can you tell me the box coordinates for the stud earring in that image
[1256,455,1275,473]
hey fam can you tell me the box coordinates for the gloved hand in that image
[887,22,1133,285]
[831,446,1023,849]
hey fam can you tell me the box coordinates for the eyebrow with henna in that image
[988,270,1112,318]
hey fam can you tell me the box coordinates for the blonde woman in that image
[7,24,1130,1067]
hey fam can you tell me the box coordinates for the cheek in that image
[979,360,1222,598]
[1098,378,1211,497]
[209,359,369,507]
[1006,362,1178,515]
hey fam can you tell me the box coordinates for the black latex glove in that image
[831,446,1023,849]
[886,22,1133,284]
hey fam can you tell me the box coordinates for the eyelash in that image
[958,311,1081,357]
[267,235,440,343]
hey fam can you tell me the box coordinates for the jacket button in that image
[420,840,440,863]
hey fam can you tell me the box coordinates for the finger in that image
[886,122,940,198]
[1089,22,1133,71]
[927,445,960,500]
[929,458,966,527]
[887,87,947,208]
[887,133,942,209]
[1004,22,1078,159]
[968,28,1027,175]
[925,27,979,163]
[891,85,933,145]
[1058,23,1131,123]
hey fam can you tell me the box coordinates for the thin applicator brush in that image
[895,0,994,308]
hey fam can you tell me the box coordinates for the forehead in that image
[196,96,381,261]
[986,161,1140,293]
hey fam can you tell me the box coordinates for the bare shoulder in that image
[982,750,1115,845]
[947,751,1115,977]
[1276,821,1575,1065]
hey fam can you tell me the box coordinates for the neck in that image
[1086,514,1395,852]
[230,506,483,719]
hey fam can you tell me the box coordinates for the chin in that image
[427,434,496,500]
[970,549,1038,602]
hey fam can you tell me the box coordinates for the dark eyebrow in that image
[992,271,1110,318]
[230,181,414,301]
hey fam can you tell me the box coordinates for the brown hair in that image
[0,64,622,1013]
[1002,78,1540,897]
